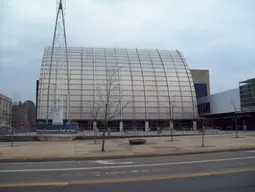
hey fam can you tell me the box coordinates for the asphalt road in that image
[0,150,255,192]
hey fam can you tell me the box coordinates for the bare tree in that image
[132,119,139,136]
[190,100,206,147]
[86,103,101,144]
[165,95,178,142]
[231,100,239,138]
[92,66,130,152]
[11,126,16,147]
[198,115,205,147]
[1,118,15,147]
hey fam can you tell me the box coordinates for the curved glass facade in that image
[37,47,197,121]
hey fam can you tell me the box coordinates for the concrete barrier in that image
[0,136,38,142]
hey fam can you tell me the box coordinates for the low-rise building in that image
[0,93,12,128]
[197,78,255,130]
[190,69,210,99]
[12,100,36,129]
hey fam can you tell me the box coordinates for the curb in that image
[1,147,255,163]
[0,132,249,142]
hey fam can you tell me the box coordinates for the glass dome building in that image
[37,47,198,130]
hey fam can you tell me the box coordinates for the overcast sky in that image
[0,0,254,102]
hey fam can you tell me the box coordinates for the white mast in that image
[46,0,70,124]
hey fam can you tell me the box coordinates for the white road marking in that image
[106,171,127,175]
[95,160,133,165]
[88,171,101,176]
[245,151,255,153]
[105,170,149,175]
[131,170,149,173]
[1,156,254,173]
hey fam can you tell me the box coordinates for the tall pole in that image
[46,0,70,124]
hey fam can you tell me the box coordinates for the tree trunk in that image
[11,126,15,147]
[235,115,238,138]
[94,127,97,144]
[201,118,205,147]
[101,123,106,152]
[170,126,173,142]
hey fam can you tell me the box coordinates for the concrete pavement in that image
[0,151,255,191]
[1,132,255,162]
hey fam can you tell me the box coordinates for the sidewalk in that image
[5,129,249,137]
[0,132,255,162]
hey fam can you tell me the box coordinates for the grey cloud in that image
[0,0,254,101]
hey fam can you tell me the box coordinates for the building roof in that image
[0,93,12,102]
[37,47,198,120]
[240,78,255,84]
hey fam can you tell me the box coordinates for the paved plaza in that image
[0,132,255,161]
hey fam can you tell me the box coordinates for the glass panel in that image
[70,66,81,70]
[135,113,145,119]
[157,86,168,91]
[70,79,81,84]
[132,71,143,76]
[182,96,193,102]
[70,85,81,90]
[147,102,158,107]
[136,107,145,113]
[143,76,155,81]
[147,107,158,113]
[70,90,81,95]
[178,77,189,82]
[121,76,132,81]
[134,102,145,107]
[134,96,145,102]
[70,95,81,100]
[133,85,144,90]
[70,107,80,113]
[122,90,133,96]
[180,86,191,91]
[146,85,157,91]
[168,81,179,86]
[133,90,145,96]
[122,85,132,91]
[133,81,144,86]
[122,81,132,85]
[181,92,192,97]
[132,76,143,80]
[82,91,94,96]
[70,70,81,75]
[82,95,93,101]
[123,108,133,113]
[123,113,134,119]
[183,107,194,113]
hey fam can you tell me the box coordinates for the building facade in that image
[37,47,201,130]
[198,88,241,115]
[239,78,255,112]
[0,93,12,128]
[197,78,255,130]
[190,69,210,99]
[12,102,23,128]
[12,100,36,128]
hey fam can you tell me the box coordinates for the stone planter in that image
[129,139,146,145]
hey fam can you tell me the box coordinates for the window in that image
[194,83,208,99]
[198,102,210,114]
